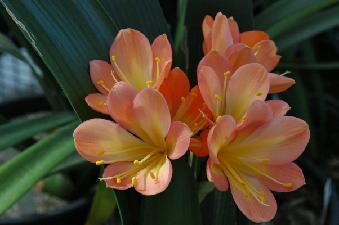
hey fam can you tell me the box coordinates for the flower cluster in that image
[73,12,310,222]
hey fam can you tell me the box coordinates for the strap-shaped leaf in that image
[0,122,78,214]
[0,112,76,151]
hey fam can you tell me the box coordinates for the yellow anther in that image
[254,45,261,53]
[283,182,293,188]
[216,115,221,121]
[145,80,153,87]
[133,160,141,165]
[150,172,156,180]
[95,160,105,166]
[96,80,104,85]
[111,55,116,61]
[241,114,247,121]
[214,94,221,101]
[224,71,231,77]
[132,177,137,185]
[256,92,263,96]
[154,56,160,62]
[98,101,105,107]
[116,177,122,184]
[229,16,234,20]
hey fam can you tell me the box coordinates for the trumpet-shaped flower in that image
[85,28,172,114]
[202,12,294,93]
[198,59,269,123]
[74,82,192,195]
[207,100,310,222]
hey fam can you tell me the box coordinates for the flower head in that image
[85,28,172,114]
[206,100,310,222]
[202,12,294,93]
[74,82,192,195]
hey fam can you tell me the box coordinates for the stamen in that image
[111,55,116,61]
[154,56,160,81]
[154,56,160,62]
[281,70,291,76]
[96,80,110,92]
[283,182,293,188]
[214,94,221,101]
[116,177,122,184]
[150,172,156,180]
[132,176,137,186]
[133,160,142,165]
[98,101,105,107]
[224,71,231,77]
[110,70,119,83]
[241,113,247,121]
[229,16,234,20]
[95,160,105,166]
[216,115,221,121]
[256,92,263,96]
[145,80,153,88]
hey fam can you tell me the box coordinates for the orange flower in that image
[74,82,192,195]
[207,100,309,222]
[202,12,294,93]
[85,28,172,114]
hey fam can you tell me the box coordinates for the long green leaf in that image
[0,112,76,151]
[255,0,336,37]
[276,5,339,51]
[0,122,77,214]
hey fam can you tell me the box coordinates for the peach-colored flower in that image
[85,28,172,114]
[74,82,192,195]
[198,59,269,123]
[206,100,310,222]
[202,12,294,93]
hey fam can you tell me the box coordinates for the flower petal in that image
[226,63,269,123]
[159,68,190,116]
[198,66,223,117]
[103,162,134,190]
[73,119,149,164]
[198,51,230,83]
[240,31,269,47]
[202,15,214,43]
[228,17,240,43]
[166,121,192,160]
[151,34,172,88]
[224,43,256,73]
[110,28,153,91]
[211,12,234,53]
[85,93,109,114]
[90,60,116,95]
[254,40,281,72]
[230,176,277,223]
[257,163,305,192]
[107,82,149,142]
[208,115,236,163]
[135,156,172,195]
[266,100,290,117]
[232,116,310,165]
[133,88,171,147]
[207,158,229,191]
[268,73,295,93]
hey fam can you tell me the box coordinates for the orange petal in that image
[224,43,256,73]
[90,60,116,95]
[211,12,234,53]
[207,158,229,191]
[133,88,171,147]
[202,15,214,42]
[107,82,149,142]
[73,119,149,164]
[159,68,190,116]
[189,129,209,157]
[226,63,269,123]
[166,121,192,160]
[233,116,310,165]
[266,100,290,117]
[254,40,281,72]
[257,163,305,192]
[151,34,172,88]
[198,51,230,83]
[198,66,223,117]
[103,162,134,190]
[135,157,172,195]
[228,17,240,43]
[85,93,109,115]
[208,115,236,163]
[230,175,277,223]
[240,30,269,47]
[110,28,153,91]
[268,73,295,93]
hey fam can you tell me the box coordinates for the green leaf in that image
[275,5,339,51]
[0,122,77,214]
[279,61,339,70]
[0,112,76,151]
[140,158,202,225]
[186,0,253,84]
[255,0,336,38]
[85,180,117,225]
